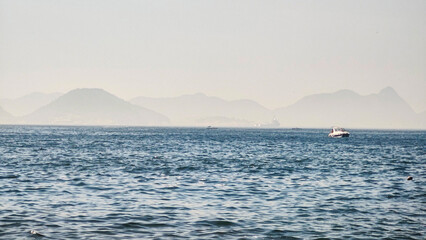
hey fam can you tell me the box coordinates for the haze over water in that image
[0,126,424,239]
[1,1,425,239]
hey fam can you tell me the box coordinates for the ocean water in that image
[0,126,425,240]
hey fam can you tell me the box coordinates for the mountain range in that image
[0,92,62,116]
[274,87,425,129]
[23,88,169,126]
[130,93,273,127]
[0,106,13,124]
[0,87,424,129]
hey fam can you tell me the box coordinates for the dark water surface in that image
[0,126,425,239]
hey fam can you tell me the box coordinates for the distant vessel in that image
[328,127,350,138]
[255,118,280,128]
[206,126,218,129]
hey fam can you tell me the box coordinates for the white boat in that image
[255,118,280,128]
[328,127,350,138]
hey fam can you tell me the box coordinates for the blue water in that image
[0,126,425,239]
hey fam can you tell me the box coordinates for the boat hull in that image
[328,133,350,138]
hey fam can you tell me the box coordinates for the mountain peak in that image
[62,88,119,102]
[68,88,109,95]
[25,88,169,126]
[332,89,359,97]
[379,86,397,96]
[274,87,421,129]
[335,89,356,94]
[193,92,206,97]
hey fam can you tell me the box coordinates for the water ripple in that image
[0,126,424,239]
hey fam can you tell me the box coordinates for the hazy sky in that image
[1,0,425,112]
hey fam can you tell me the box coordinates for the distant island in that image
[0,88,169,126]
[274,87,425,129]
[0,87,425,129]
[130,93,273,127]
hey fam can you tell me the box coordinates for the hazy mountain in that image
[130,93,273,126]
[275,87,424,129]
[0,92,62,116]
[3,87,423,129]
[0,106,14,124]
[24,88,169,126]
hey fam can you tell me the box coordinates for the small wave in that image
[0,174,19,179]
[195,219,238,227]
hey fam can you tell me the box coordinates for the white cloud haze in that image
[0,0,425,112]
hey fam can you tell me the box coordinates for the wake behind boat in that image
[328,127,350,138]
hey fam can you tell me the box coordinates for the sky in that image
[0,0,425,112]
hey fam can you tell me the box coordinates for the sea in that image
[0,126,425,239]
